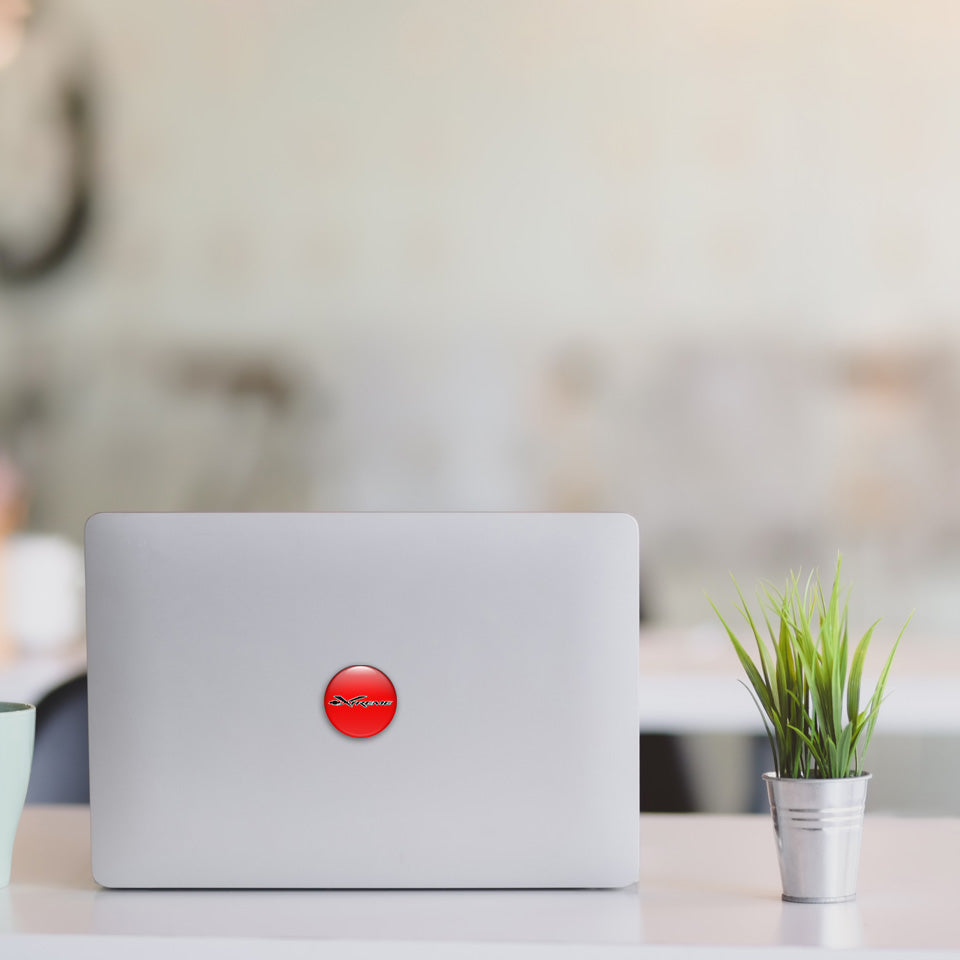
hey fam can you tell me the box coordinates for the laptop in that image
[84,512,640,888]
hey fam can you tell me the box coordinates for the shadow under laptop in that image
[90,886,643,943]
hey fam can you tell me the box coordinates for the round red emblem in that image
[323,665,397,738]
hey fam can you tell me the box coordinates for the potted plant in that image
[709,555,910,903]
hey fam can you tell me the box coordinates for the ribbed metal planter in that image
[763,772,871,904]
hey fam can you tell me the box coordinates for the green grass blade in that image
[739,680,781,776]
[861,612,912,757]
[707,597,777,721]
[788,722,828,776]
[847,620,880,724]
[733,579,778,707]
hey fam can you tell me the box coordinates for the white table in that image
[1,807,958,957]
[0,648,86,707]
[637,628,960,734]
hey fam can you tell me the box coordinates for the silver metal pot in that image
[763,772,871,903]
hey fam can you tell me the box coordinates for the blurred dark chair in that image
[25,672,89,804]
[637,585,695,813]
[639,734,694,812]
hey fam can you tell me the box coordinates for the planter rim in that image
[762,771,871,784]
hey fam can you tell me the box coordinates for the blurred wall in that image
[1,0,960,632]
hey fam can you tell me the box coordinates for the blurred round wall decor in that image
[0,0,94,283]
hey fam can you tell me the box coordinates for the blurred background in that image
[1,0,958,811]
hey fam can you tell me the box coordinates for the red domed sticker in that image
[324,665,397,738]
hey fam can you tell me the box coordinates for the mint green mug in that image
[0,703,35,887]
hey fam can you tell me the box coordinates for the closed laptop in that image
[84,512,639,888]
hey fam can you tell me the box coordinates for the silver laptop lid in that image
[85,513,639,888]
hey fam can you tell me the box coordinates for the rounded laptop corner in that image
[612,512,639,539]
[84,511,114,547]
[91,853,123,890]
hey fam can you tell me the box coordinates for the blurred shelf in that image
[0,648,86,706]
[638,627,960,735]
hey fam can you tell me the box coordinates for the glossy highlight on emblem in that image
[324,665,397,738]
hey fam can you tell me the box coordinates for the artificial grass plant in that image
[709,555,910,779]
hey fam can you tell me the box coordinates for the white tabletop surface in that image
[637,627,960,734]
[0,648,86,707]
[2,807,958,958]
